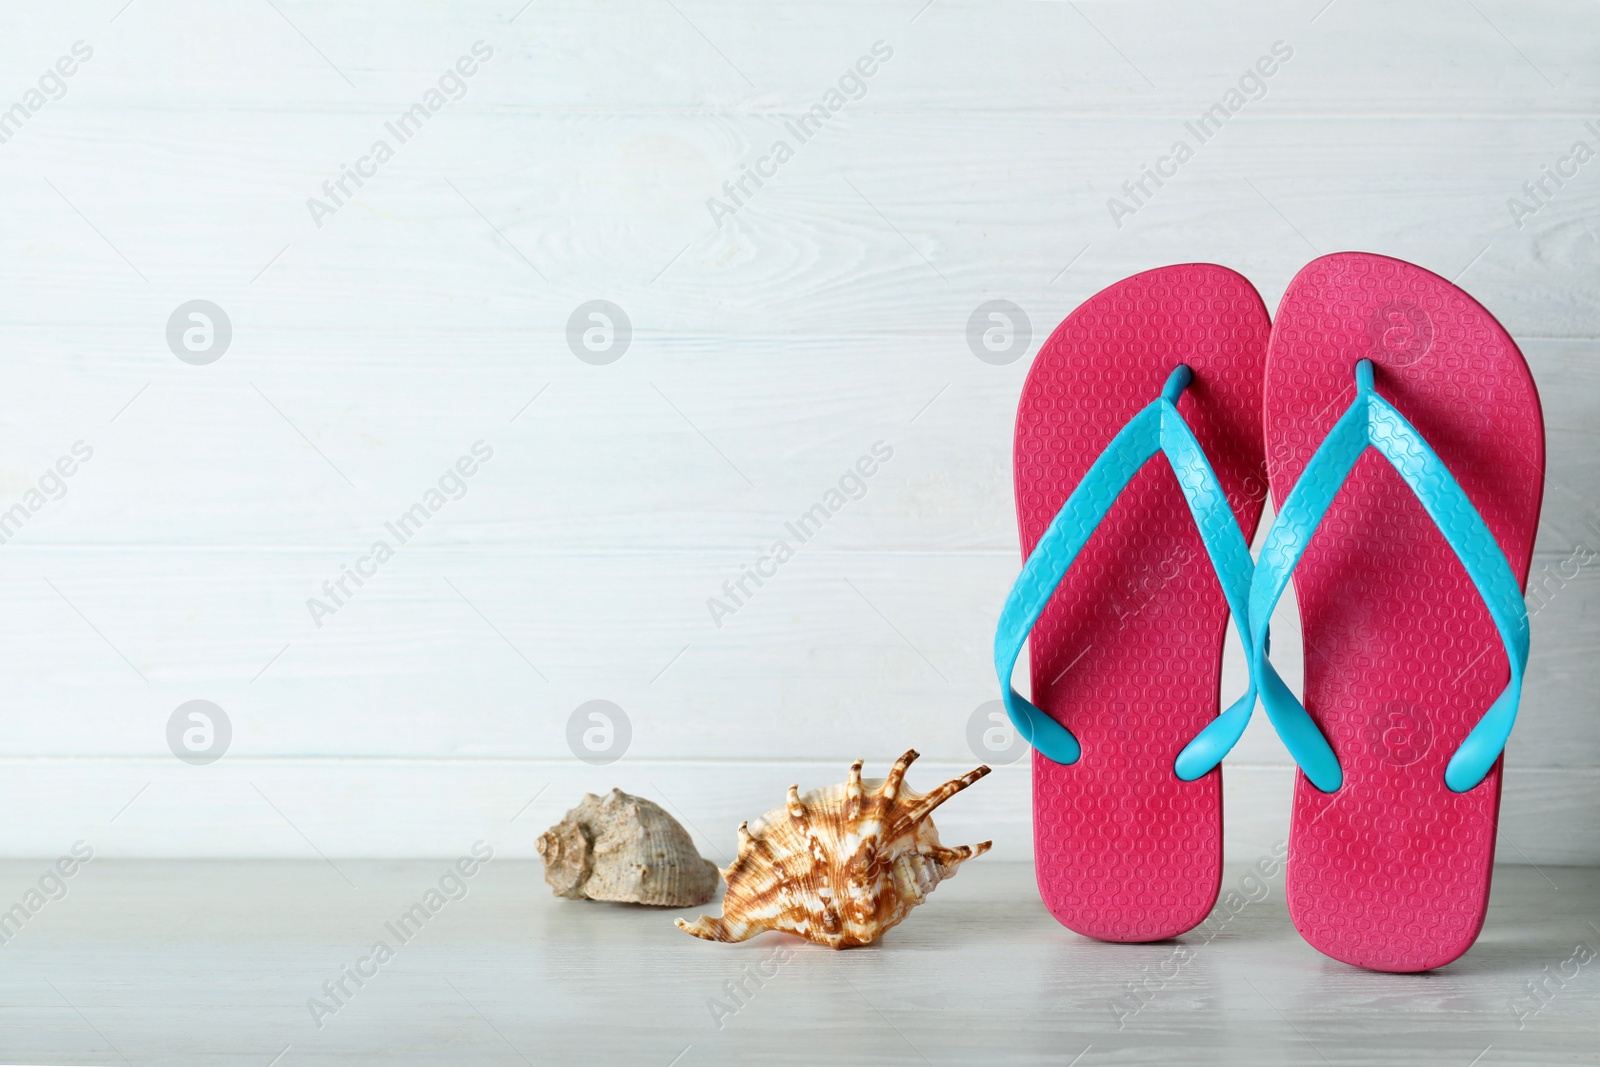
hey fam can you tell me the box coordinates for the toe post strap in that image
[1249,360,1530,794]
[995,365,1264,776]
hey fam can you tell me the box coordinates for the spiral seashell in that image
[537,789,720,907]
[677,750,991,949]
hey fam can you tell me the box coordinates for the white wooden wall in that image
[0,1,1595,864]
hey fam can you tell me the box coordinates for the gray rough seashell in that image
[536,789,719,907]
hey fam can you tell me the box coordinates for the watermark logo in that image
[0,40,94,148]
[167,700,231,765]
[0,441,93,546]
[1109,841,1286,1029]
[0,841,94,946]
[1507,122,1600,230]
[567,700,631,765]
[306,42,494,229]
[966,300,1031,365]
[307,842,494,1029]
[1106,40,1293,228]
[706,41,894,227]
[706,943,797,1029]
[306,442,494,628]
[566,300,632,365]
[1366,300,1433,366]
[706,441,893,628]
[1509,934,1597,1030]
[1527,539,1598,619]
[166,300,232,365]
[966,699,1027,766]
[1364,699,1432,767]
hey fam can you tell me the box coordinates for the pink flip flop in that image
[997,265,1272,941]
[1258,252,1545,971]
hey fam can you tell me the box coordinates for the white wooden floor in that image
[2,859,1594,1066]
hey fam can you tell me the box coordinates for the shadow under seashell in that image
[677,750,992,949]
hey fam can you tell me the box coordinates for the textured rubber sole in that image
[1267,252,1545,972]
[1015,264,1271,942]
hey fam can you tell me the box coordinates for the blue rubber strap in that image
[995,366,1270,776]
[1248,360,1529,793]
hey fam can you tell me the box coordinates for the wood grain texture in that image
[0,0,1595,860]
[0,859,1593,1065]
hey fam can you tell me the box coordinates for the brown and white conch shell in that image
[677,750,991,949]
[537,789,719,907]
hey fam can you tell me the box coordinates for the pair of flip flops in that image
[994,252,1544,973]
